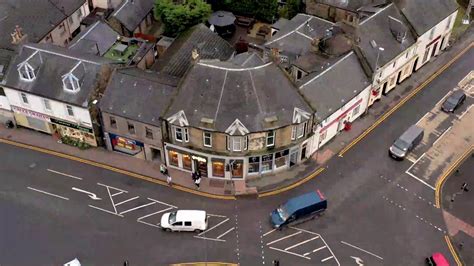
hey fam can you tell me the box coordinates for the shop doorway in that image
[289,150,298,167]
[301,144,307,161]
[193,157,208,177]
[431,42,438,58]
[381,82,389,95]
[229,160,244,179]
[150,148,161,161]
[412,57,419,73]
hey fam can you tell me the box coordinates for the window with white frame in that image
[20,92,29,104]
[127,122,135,134]
[203,132,212,147]
[66,105,74,117]
[62,74,80,93]
[422,48,430,63]
[227,136,248,152]
[145,127,153,139]
[18,63,36,81]
[429,28,435,40]
[291,122,306,140]
[43,99,51,111]
[352,105,361,117]
[320,130,327,142]
[266,131,275,147]
[174,127,189,142]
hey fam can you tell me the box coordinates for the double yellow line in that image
[435,146,473,208]
[445,235,463,266]
[0,138,236,200]
[258,167,325,197]
[339,43,474,157]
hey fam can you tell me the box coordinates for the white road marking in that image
[436,92,452,106]
[321,256,334,262]
[217,227,235,239]
[406,152,426,171]
[269,246,311,260]
[319,234,340,265]
[194,235,226,242]
[206,213,227,218]
[114,196,139,206]
[285,236,320,251]
[341,241,383,260]
[405,171,436,190]
[266,231,302,246]
[27,186,69,200]
[47,169,83,180]
[71,187,101,200]
[88,205,124,217]
[303,246,327,257]
[137,207,174,221]
[458,105,473,120]
[147,198,177,209]
[119,201,156,215]
[416,112,431,125]
[433,126,451,146]
[111,191,124,197]
[405,155,417,163]
[289,226,319,236]
[263,229,276,237]
[198,218,229,236]
[137,220,162,229]
[97,183,128,193]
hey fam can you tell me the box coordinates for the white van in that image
[160,210,208,233]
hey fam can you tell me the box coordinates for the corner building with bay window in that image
[163,52,314,180]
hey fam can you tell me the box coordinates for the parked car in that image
[441,90,466,113]
[270,190,327,229]
[389,124,424,160]
[160,210,208,233]
[426,252,449,266]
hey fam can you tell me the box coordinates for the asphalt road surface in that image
[0,48,473,266]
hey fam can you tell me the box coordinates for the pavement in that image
[440,150,474,266]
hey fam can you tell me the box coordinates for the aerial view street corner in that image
[0,0,473,265]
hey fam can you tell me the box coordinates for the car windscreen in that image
[393,139,409,151]
[169,211,177,224]
[447,96,459,104]
[277,205,290,220]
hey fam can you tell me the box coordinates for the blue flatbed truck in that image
[270,190,327,229]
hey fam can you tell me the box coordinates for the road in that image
[0,48,472,265]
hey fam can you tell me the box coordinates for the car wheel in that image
[164,228,172,232]
[194,229,202,233]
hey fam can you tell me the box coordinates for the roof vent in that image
[370,40,377,48]
[265,116,278,123]
[201,117,214,124]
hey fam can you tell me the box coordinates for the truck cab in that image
[270,190,327,229]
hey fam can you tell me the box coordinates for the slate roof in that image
[298,52,370,121]
[357,3,416,71]
[265,14,334,57]
[394,0,458,36]
[111,0,154,32]
[100,68,178,127]
[69,21,120,56]
[3,43,112,107]
[49,0,85,16]
[271,18,290,30]
[0,0,64,49]
[153,24,235,78]
[316,0,388,11]
[165,52,312,132]
[0,49,15,83]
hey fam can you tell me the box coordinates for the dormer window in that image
[18,63,36,81]
[62,73,80,93]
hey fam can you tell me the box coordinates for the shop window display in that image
[182,154,192,170]
[168,150,179,166]
[212,159,225,177]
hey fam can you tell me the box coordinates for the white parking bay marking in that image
[194,236,226,242]
[266,231,302,246]
[304,246,327,257]
[114,196,139,207]
[47,169,83,180]
[88,204,124,217]
[341,241,384,260]
[269,247,311,260]
[27,186,69,200]
[285,236,320,251]
[198,218,229,236]
[217,227,235,239]
[321,256,334,262]
[120,201,157,215]
[263,229,276,237]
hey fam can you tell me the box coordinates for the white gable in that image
[225,119,249,135]
[293,107,311,124]
[167,110,189,127]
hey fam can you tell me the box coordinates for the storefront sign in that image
[262,154,273,162]
[50,118,93,133]
[11,105,50,121]
[191,155,207,162]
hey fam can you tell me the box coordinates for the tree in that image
[207,0,278,23]
[286,0,302,19]
[154,0,212,36]
[255,0,278,22]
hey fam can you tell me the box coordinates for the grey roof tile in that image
[99,68,178,127]
[394,0,458,36]
[153,24,235,78]
[3,43,112,107]
[165,52,312,132]
[69,21,120,56]
[111,0,154,32]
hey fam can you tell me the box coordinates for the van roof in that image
[400,124,423,141]
[285,190,325,213]
[176,210,207,220]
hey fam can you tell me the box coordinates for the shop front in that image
[247,148,293,176]
[11,105,52,133]
[51,118,97,146]
[108,133,145,158]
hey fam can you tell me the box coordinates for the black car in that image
[441,90,466,113]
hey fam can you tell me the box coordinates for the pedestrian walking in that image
[166,174,172,186]
[192,172,197,181]
[194,176,201,190]
[160,164,168,176]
